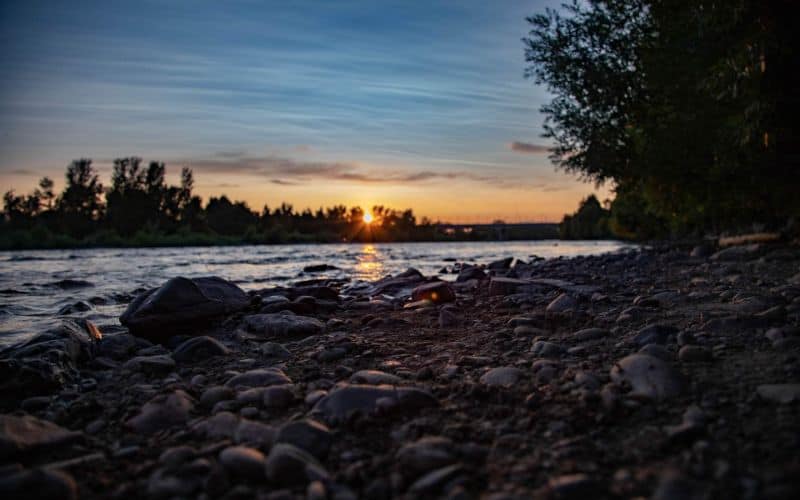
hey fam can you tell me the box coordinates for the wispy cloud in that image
[176,154,509,186]
[508,141,550,154]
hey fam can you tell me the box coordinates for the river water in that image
[0,240,635,347]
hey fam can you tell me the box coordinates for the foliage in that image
[525,0,800,237]
[559,194,611,239]
[1,158,557,249]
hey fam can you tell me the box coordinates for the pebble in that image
[172,336,230,363]
[0,468,78,500]
[350,370,402,385]
[0,414,82,459]
[265,443,328,486]
[200,385,236,407]
[243,313,325,337]
[610,354,684,400]
[226,368,292,388]
[122,354,176,375]
[126,390,195,434]
[262,384,296,408]
[479,366,524,387]
[275,419,332,459]
[546,293,577,314]
[219,445,266,480]
[311,384,437,424]
[396,436,456,475]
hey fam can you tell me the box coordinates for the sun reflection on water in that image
[354,244,385,281]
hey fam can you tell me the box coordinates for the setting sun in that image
[363,212,374,224]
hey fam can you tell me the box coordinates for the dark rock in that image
[262,385,295,408]
[531,340,566,358]
[265,443,328,486]
[51,279,93,289]
[95,333,151,360]
[243,313,325,337]
[275,419,332,459]
[651,470,707,500]
[200,386,236,407]
[546,293,577,314]
[122,354,176,375]
[126,390,196,434]
[0,414,81,460]
[411,281,456,304]
[219,446,266,480]
[260,342,291,360]
[172,336,230,363]
[633,324,679,346]
[487,257,513,270]
[488,277,528,296]
[0,321,92,399]
[311,384,438,424]
[456,266,486,282]
[547,474,597,499]
[120,276,249,338]
[408,464,463,495]
[303,264,339,273]
[0,468,78,500]
[57,301,92,315]
[573,328,608,342]
[396,437,456,476]
[678,345,711,362]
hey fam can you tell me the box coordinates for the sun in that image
[363,212,374,224]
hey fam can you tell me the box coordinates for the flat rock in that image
[0,414,82,459]
[350,370,402,385]
[243,313,325,337]
[226,368,292,388]
[127,390,195,434]
[610,354,684,400]
[573,327,608,342]
[480,366,524,387]
[120,276,249,338]
[311,384,438,424]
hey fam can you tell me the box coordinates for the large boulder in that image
[120,277,249,338]
[0,321,92,400]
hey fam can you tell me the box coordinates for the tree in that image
[524,0,800,236]
[57,159,104,236]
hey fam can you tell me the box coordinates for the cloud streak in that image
[175,154,510,186]
[508,141,550,154]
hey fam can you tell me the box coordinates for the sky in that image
[0,0,609,223]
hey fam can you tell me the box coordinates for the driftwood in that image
[718,232,780,247]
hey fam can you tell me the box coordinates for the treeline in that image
[559,195,612,240]
[526,0,799,238]
[0,158,448,249]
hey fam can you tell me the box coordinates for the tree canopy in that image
[525,0,799,236]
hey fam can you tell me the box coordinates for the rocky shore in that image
[1,242,799,499]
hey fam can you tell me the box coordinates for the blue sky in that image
[0,0,607,222]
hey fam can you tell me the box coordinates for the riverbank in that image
[1,242,799,499]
